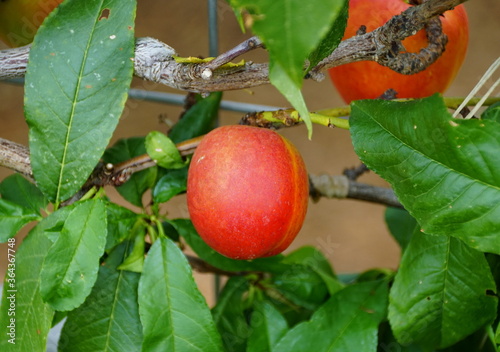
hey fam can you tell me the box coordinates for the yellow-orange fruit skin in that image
[328,0,469,103]
[187,125,309,260]
[0,0,63,47]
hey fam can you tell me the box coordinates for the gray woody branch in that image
[309,174,403,208]
[0,0,465,92]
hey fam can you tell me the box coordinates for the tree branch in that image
[0,44,30,79]
[186,254,243,276]
[0,138,33,181]
[309,174,403,208]
[0,0,466,91]
[310,0,457,75]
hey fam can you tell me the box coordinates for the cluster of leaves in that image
[1,0,500,351]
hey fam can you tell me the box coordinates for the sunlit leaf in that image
[0,226,54,351]
[274,280,388,351]
[351,95,500,254]
[25,0,136,202]
[389,231,497,349]
[138,237,223,351]
[40,199,108,311]
[59,241,142,352]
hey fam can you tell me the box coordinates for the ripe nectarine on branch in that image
[327,0,469,102]
[186,125,309,260]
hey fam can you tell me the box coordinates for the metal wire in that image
[4,82,281,114]
[208,0,219,57]
[128,88,281,113]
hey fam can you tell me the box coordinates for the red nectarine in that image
[328,0,469,103]
[0,0,63,47]
[187,125,309,260]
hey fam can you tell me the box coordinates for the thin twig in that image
[343,164,370,181]
[198,36,264,79]
[240,108,350,130]
[186,254,244,276]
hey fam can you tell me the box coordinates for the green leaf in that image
[212,276,251,352]
[228,0,346,138]
[229,0,346,84]
[0,198,41,242]
[284,246,343,295]
[52,310,67,328]
[58,241,142,352]
[384,207,418,253]
[117,229,145,272]
[306,0,348,71]
[0,174,47,213]
[440,328,497,352]
[145,131,187,169]
[226,0,246,32]
[388,231,498,349]
[481,102,500,122]
[105,202,141,250]
[171,218,287,273]
[356,268,394,283]
[269,60,313,138]
[138,237,224,352]
[377,322,425,352]
[162,221,180,241]
[350,95,500,254]
[247,301,289,352]
[104,137,157,207]
[153,167,187,203]
[168,92,222,143]
[25,0,136,202]
[272,264,329,310]
[40,199,108,311]
[274,280,388,352]
[0,226,55,352]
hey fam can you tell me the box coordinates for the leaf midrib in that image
[103,239,133,352]
[327,281,383,350]
[55,1,105,202]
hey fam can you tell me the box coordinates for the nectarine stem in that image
[311,113,350,130]
[240,109,350,130]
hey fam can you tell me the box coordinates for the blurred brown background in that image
[1,0,499,305]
